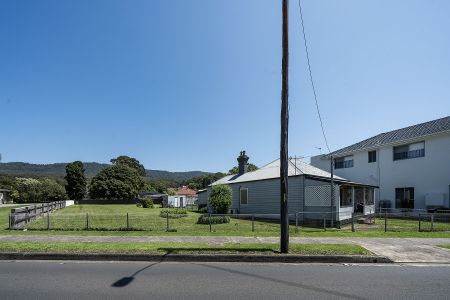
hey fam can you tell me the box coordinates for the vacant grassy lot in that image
[0,241,372,255]
[3,204,450,238]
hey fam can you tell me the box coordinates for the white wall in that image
[311,133,450,210]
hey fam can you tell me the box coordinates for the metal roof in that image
[327,116,450,157]
[211,158,347,186]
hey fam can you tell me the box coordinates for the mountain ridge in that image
[0,162,210,181]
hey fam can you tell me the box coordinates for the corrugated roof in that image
[328,116,450,157]
[211,158,346,186]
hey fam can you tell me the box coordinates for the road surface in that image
[1,261,449,299]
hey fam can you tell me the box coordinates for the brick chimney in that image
[237,151,249,175]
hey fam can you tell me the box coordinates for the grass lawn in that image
[2,204,450,238]
[0,241,372,255]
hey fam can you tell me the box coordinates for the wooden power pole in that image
[280,0,289,254]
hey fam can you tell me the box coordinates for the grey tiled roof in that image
[328,116,450,157]
[212,158,347,185]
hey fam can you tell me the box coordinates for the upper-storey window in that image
[393,141,425,161]
[334,156,354,169]
[368,150,376,163]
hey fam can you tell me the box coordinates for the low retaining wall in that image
[9,201,66,229]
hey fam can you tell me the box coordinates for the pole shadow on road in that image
[112,261,161,288]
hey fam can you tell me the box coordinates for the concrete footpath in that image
[1,235,450,263]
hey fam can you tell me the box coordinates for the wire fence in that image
[11,209,450,233]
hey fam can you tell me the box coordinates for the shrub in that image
[208,184,232,214]
[159,208,188,218]
[197,215,230,224]
[198,206,208,213]
[141,197,154,208]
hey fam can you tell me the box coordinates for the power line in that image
[297,0,331,154]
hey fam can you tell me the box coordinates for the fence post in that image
[126,213,129,230]
[252,214,255,232]
[351,212,355,232]
[86,213,89,230]
[295,212,298,234]
[418,213,421,232]
[384,210,387,232]
[166,212,169,232]
[323,216,326,232]
[209,213,212,232]
[431,214,434,232]
[8,213,11,229]
[47,212,50,230]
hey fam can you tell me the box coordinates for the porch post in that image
[352,186,355,214]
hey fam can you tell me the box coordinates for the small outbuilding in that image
[0,189,11,204]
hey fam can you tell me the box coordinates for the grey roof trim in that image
[323,116,450,158]
[304,174,379,188]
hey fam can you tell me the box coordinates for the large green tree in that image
[228,163,258,175]
[11,177,66,203]
[89,165,144,200]
[208,184,232,214]
[110,156,146,177]
[64,161,87,200]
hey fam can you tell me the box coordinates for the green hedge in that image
[159,208,188,218]
[141,198,154,208]
[197,215,230,224]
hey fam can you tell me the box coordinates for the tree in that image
[39,178,67,202]
[208,184,232,214]
[89,165,144,200]
[110,156,146,177]
[228,164,258,175]
[64,161,87,200]
[11,177,66,203]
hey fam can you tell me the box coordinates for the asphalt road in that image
[1,261,449,300]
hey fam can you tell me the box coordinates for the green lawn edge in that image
[0,242,372,255]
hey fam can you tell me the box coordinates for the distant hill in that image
[0,162,210,182]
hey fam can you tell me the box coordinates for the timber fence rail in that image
[9,201,66,229]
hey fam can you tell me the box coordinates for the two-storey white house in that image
[310,116,450,210]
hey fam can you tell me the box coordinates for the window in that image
[393,142,424,161]
[365,188,374,205]
[240,188,248,205]
[334,156,354,169]
[368,150,376,163]
[395,187,414,209]
[340,186,353,207]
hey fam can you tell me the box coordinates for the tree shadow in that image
[196,263,369,300]
[111,260,162,288]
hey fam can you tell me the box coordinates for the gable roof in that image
[327,116,450,158]
[211,158,346,186]
[176,186,197,196]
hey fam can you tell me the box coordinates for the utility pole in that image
[280,0,289,254]
[330,155,334,227]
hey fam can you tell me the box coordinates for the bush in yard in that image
[197,215,230,224]
[140,197,154,208]
[159,208,188,218]
[208,184,232,214]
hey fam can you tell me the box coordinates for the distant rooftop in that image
[327,116,450,157]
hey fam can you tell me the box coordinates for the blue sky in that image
[1,0,449,172]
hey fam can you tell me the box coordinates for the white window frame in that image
[240,188,248,205]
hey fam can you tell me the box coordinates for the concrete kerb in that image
[0,252,393,264]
